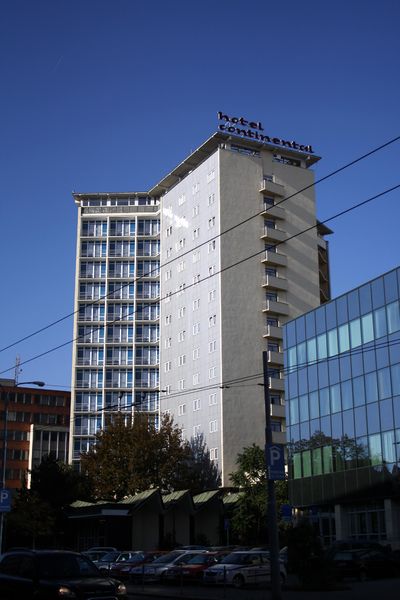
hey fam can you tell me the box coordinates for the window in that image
[208,217,215,229]
[164,361,171,372]
[192,251,200,263]
[178,307,186,318]
[166,247,172,258]
[165,269,172,281]
[192,182,200,194]
[178,330,186,342]
[264,219,276,230]
[209,315,216,327]
[165,314,172,325]
[178,193,186,206]
[208,193,215,205]
[208,240,216,252]
[193,424,201,437]
[209,265,216,276]
[193,298,200,310]
[193,228,200,239]
[193,347,200,360]
[165,291,172,303]
[210,448,218,460]
[178,354,186,366]
[209,366,217,379]
[265,267,277,277]
[193,274,200,284]
[178,403,186,415]
[177,283,185,295]
[208,289,216,302]
[193,373,199,385]
[177,260,186,272]
[209,340,217,353]
[176,238,186,251]
[165,226,172,237]
[178,379,185,390]
[266,292,278,302]
[193,322,200,335]
[267,317,279,326]
[209,420,218,433]
[164,337,172,348]
[209,393,217,405]
[192,205,199,217]
[207,169,215,182]
[193,398,200,411]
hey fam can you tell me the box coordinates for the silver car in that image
[130,550,206,582]
[203,550,286,588]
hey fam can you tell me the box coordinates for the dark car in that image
[331,548,400,580]
[0,549,128,600]
[96,550,140,573]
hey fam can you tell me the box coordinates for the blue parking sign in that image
[265,444,285,480]
[0,489,11,512]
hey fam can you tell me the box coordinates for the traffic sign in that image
[265,443,285,480]
[0,489,11,512]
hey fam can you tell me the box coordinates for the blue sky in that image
[1,0,399,390]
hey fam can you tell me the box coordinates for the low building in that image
[0,380,70,489]
[283,267,400,547]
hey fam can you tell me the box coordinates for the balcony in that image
[261,227,286,243]
[264,324,283,339]
[270,404,285,419]
[263,300,289,316]
[269,378,285,392]
[260,179,285,196]
[272,431,287,445]
[267,350,284,366]
[262,251,287,267]
[262,275,288,291]
[261,203,285,220]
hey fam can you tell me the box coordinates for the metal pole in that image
[263,350,282,600]
[0,389,10,553]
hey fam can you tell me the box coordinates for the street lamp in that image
[0,380,45,552]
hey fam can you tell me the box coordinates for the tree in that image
[81,412,192,500]
[179,434,221,494]
[7,483,55,549]
[229,444,288,545]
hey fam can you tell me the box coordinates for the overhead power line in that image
[0,182,399,377]
[1,134,399,356]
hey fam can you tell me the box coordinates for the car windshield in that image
[38,554,100,579]
[219,553,256,565]
[98,551,119,562]
[186,554,212,565]
[152,551,184,564]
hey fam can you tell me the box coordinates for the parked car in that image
[165,552,228,583]
[203,550,287,588]
[0,549,127,600]
[82,549,114,562]
[109,551,165,579]
[92,550,121,567]
[97,550,141,573]
[130,550,206,583]
[331,548,400,580]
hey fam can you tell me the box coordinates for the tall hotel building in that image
[70,194,160,464]
[70,124,331,483]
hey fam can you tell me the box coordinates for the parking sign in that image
[265,444,285,480]
[0,489,11,512]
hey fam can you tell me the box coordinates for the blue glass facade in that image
[284,268,400,512]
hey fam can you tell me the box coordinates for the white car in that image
[130,550,206,582]
[203,550,286,588]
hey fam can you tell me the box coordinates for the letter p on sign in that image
[265,443,285,480]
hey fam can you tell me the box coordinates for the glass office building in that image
[284,267,400,546]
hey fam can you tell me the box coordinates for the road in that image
[126,576,400,600]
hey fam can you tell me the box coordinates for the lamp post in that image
[0,380,45,553]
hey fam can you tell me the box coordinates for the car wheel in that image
[232,574,245,588]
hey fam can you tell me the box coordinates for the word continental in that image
[217,112,314,154]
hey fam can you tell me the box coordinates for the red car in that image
[164,552,228,583]
[109,551,165,580]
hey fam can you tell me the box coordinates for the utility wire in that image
[1,134,399,355]
[0,182,399,376]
